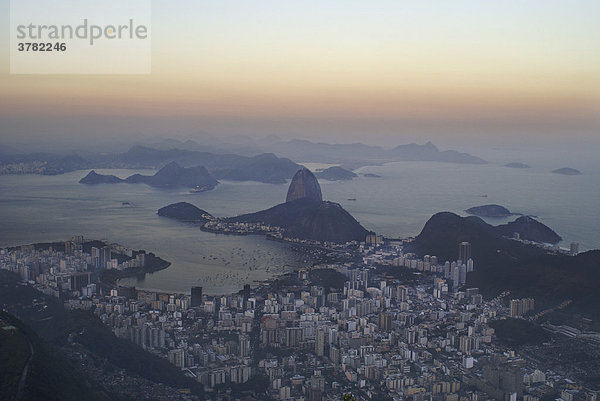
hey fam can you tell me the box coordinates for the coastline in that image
[4,239,173,288]
[103,257,171,286]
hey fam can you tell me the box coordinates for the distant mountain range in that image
[2,146,302,184]
[134,137,488,166]
[148,138,488,167]
[0,140,488,178]
[94,146,301,184]
[264,140,487,168]
[124,139,488,172]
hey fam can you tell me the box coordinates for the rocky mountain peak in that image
[285,168,323,203]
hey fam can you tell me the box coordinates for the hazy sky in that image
[1,0,599,148]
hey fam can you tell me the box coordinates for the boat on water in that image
[190,186,210,193]
[347,198,357,201]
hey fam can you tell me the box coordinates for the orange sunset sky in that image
[0,0,599,146]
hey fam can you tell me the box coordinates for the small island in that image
[504,162,531,169]
[552,167,582,176]
[157,202,213,224]
[465,204,514,218]
[79,170,123,184]
[315,166,357,181]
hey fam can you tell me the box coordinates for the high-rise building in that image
[91,247,100,268]
[459,242,472,264]
[329,345,340,364]
[100,246,111,270]
[459,264,467,286]
[191,286,203,307]
[242,284,251,310]
[378,312,393,332]
[466,258,474,272]
[70,272,91,291]
[366,234,384,246]
[168,348,185,368]
[570,242,579,256]
[239,334,250,357]
[315,327,326,357]
[510,298,535,317]
[65,241,75,255]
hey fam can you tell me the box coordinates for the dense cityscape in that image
[2,232,599,401]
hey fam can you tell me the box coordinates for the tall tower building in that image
[191,286,203,307]
[459,242,472,264]
[315,327,326,357]
[239,334,250,357]
[100,246,111,270]
[378,312,393,332]
[570,242,579,256]
[91,247,100,268]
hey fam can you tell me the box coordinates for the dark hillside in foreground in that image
[0,271,202,396]
[0,311,111,401]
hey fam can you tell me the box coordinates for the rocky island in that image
[465,204,514,218]
[552,167,582,175]
[315,166,357,181]
[80,162,219,190]
[157,202,213,223]
[504,162,531,168]
[79,170,123,184]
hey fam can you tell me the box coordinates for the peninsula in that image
[158,168,371,244]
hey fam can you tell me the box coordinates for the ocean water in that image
[1,156,598,294]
